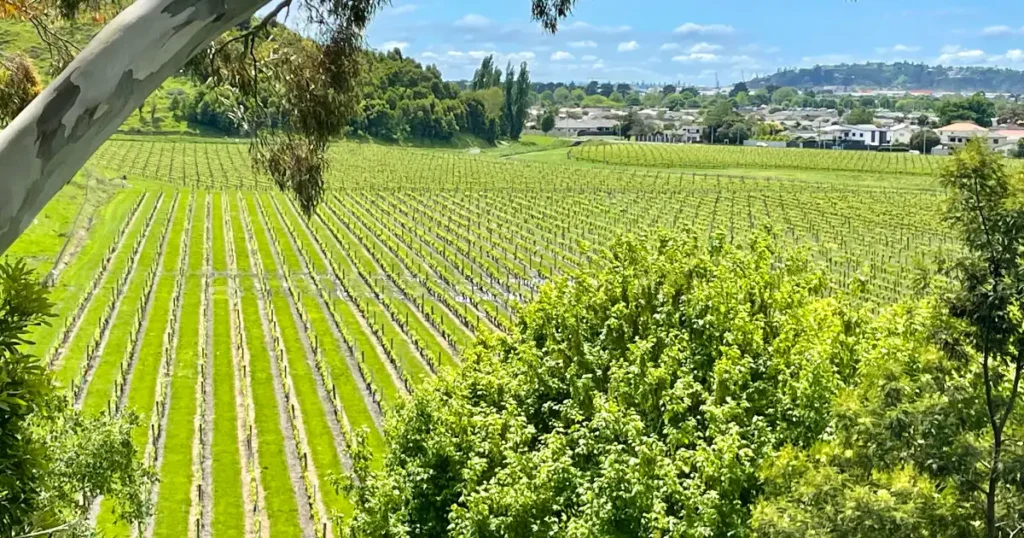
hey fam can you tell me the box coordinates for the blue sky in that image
[357,0,1024,84]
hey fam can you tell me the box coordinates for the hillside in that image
[748,61,1024,93]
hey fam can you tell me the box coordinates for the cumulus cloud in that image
[581,54,599,62]
[618,41,640,52]
[660,43,680,51]
[981,25,1024,36]
[672,53,721,63]
[689,42,722,53]
[421,51,439,59]
[551,51,575,61]
[674,23,735,36]
[569,40,597,48]
[937,45,986,64]
[379,41,409,51]
[562,21,632,33]
[455,14,492,29]
[989,49,1024,63]
[875,44,921,54]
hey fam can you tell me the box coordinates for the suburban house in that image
[819,124,891,147]
[889,123,921,145]
[550,118,618,137]
[936,122,1006,148]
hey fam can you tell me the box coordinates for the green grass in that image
[210,193,246,537]
[53,194,159,389]
[23,184,141,360]
[151,194,205,538]
[95,195,184,536]
[81,197,173,415]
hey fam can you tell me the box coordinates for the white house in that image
[889,123,921,145]
[936,122,1006,148]
[819,124,890,147]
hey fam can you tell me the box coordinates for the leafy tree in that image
[616,110,652,138]
[770,86,798,105]
[845,107,875,125]
[729,81,748,98]
[662,93,686,111]
[752,141,1024,538]
[661,84,677,95]
[733,91,750,107]
[501,61,515,137]
[997,102,1024,126]
[1017,138,1024,159]
[0,260,154,537]
[509,62,530,140]
[625,91,642,106]
[937,92,996,127]
[918,113,931,127]
[345,231,855,537]
[608,90,623,103]
[540,110,555,133]
[598,82,613,98]
[585,80,599,96]
[615,83,630,95]
[570,88,586,106]
[470,55,502,90]
[552,86,571,105]
[0,53,41,125]
[910,128,940,154]
[641,90,662,108]
[539,89,554,104]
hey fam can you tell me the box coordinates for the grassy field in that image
[9,135,968,536]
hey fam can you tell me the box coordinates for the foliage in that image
[540,110,555,133]
[470,54,502,91]
[1017,138,1024,159]
[845,107,875,125]
[937,93,996,128]
[752,140,1024,538]
[344,230,861,537]
[510,62,530,140]
[749,62,1024,93]
[0,52,40,124]
[910,129,940,154]
[0,259,154,537]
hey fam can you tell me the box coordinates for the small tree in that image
[540,111,556,133]
[845,106,874,125]
[1016,137,1024,159]
[0,53,41,124]
[940,139,1024,537]
[910,129,940,154]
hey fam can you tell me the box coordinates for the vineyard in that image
[11,136,960,536]
[568,140,1024,176]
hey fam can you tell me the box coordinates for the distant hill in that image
[748,62,1024,93]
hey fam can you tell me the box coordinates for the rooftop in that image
[937,122,988,132]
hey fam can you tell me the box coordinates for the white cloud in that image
[981,25,1024,36]
[660,43,680,51]
[674,23,735,36]
[455,14,492,28]
[618,41,640,52]
[387,4,417,15]
[800,54,856,66]
[569,40,597,48]
[446,51,465,58]
[581,54,599,62]
[421,52,439,59]
[551,51,575,61]
[467,50,494,59]
[562,21,632,33]
[379,41,409,51]
[937,45,986,64]
[672,53,720,63]
[506,51,537,62]
[689,42,722,53]
[875,44,921,54]
[988,49,1024,63]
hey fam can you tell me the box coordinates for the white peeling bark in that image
[0,0,269,255]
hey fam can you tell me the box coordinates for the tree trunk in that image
[0,0,269,255]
